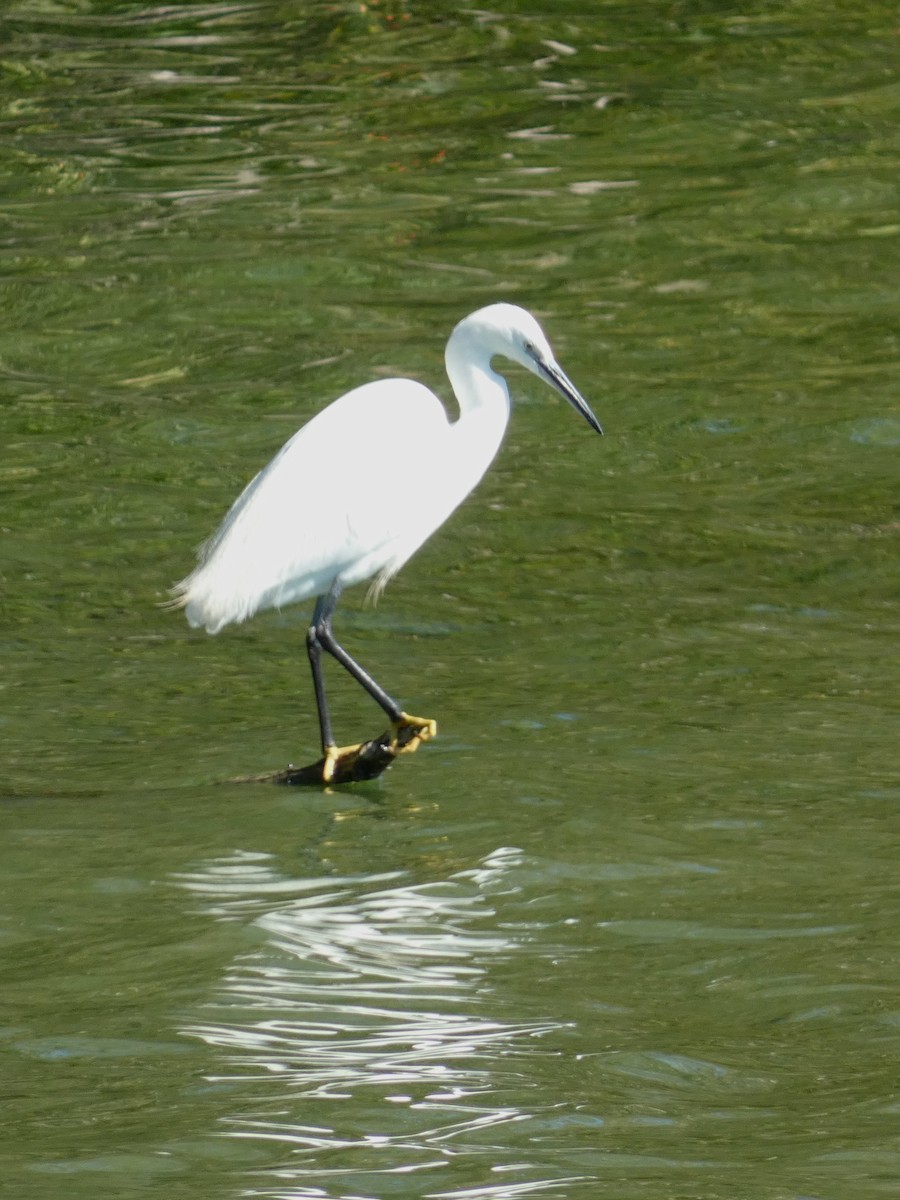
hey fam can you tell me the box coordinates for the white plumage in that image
[173,303,602,781]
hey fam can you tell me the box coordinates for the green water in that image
[2,2,899,1197]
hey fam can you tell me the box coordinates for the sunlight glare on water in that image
[176,847,591,1196]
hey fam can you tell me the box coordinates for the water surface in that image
[2,2,899,1198]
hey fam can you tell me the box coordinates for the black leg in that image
[311,582,404,724]
[304,582,436,783]
[306,594,336,754]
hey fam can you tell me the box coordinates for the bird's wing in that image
[178,379,450,629]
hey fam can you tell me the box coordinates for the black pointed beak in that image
[537,358,603,436]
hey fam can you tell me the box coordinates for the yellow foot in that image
[391,711,438,756]
[253,722,437,788]
[322,741,365,783]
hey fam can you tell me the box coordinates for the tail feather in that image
[167,568,239,634]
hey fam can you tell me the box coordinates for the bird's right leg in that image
[308,585,436,778]
[307,593,371,783]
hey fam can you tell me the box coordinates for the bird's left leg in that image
[314,585,437,758]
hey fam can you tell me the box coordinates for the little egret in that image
[173,303,602,783]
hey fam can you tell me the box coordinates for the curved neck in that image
[444,330,511,483]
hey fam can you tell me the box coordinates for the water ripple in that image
[176,847,588,1197]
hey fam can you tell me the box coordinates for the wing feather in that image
[173,380,450,632]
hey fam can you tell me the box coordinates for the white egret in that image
[173,303,602,783]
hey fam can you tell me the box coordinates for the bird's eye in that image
[523,340,536,357]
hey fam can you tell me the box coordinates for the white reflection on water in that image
[175,847,592,1198]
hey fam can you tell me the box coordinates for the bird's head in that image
[459,303,603,435]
